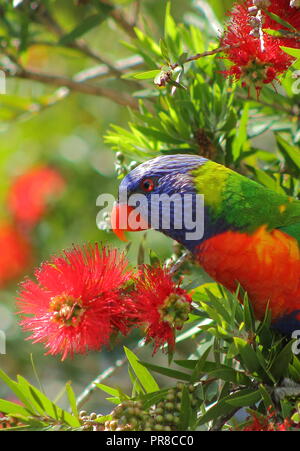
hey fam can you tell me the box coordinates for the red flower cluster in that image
[241,408,299,431]
[8,166,65,227]
[0,223,31,288]
[17,245,192,359]
[133,266,192,353]
[221,0,300,91]
[17,245,135,360]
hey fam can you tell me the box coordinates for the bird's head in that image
[111,154,207,248]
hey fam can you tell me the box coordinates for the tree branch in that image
[74,55,144,82]
[2,65,139,109]
[99,0,136,38]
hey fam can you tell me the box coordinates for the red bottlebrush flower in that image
[221,0,300,90]
[17,244,134,360]
[132,266,192,353]
[241,407,299,431]
[0,223,31,288]
[8,166,65,227]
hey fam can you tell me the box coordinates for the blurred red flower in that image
[8,166,65,227]
[0,223,31,288]
[221,0,300,90]
[17,244,134,360]
[132,266,192,353]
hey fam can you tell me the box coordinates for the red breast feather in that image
[197,226,300,321]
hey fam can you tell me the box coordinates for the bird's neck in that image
[160,205,231,253]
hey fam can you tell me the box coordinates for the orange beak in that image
[111,203,149,242]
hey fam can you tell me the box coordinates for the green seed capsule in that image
[116,152,125,162]
[155,415,164,424]
[165,402,174,411]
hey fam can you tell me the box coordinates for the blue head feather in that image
[119,154,207,196]
[117,154,230,251]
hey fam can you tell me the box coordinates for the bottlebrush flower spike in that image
[132,266,192,353]
[221,0,300,92]
[0,223,31,288]
[8,166,65,227]
[241,409,298,431]
[17,244,135,360]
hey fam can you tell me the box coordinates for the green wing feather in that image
[193,161,300,238]
[279,222,300,244]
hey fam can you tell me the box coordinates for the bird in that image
[111,154,300,335]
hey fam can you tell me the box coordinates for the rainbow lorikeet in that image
[111,154,300,335]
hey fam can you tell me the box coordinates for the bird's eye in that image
[140,178,155,193]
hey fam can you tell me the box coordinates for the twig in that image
[2,65,139,110]
[209,407,240,431]
[0,55,144,124]
[76,339,145,409]
[132,0,141,28]
[168,251,192,276]
[74,55,144,82]
[170,45,239,70]
[99,0,136,39]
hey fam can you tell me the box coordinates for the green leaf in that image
[0,369,36,414]
[207,368,251,386]
[128,365,145,396]
[66,383,78,418]
[246,165,286,195]
[140,389,169,410]
[160,38,170,63]
[226,389,261,407]
[276,134,300,172]
[59,14,106,45]
[190,347,212,383]
[122,70,161,80]
[233,338,266,379]
[95,383,124,399]
[137,233,147,265]
[139,361,191,382]
[263,28,283,37]
[264,11,295,31]
[281,46,300,59]
[269,341,294,382]
[197,388,258,425]
[0,400,32,418]
[16,376,80,428]
[124,347,159,393]
[259,384,274,410]
[93,414,113,424]
[232,103,249,161]
[179,385,193,430]
[164,1,181,58]
[243,295,256,333]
